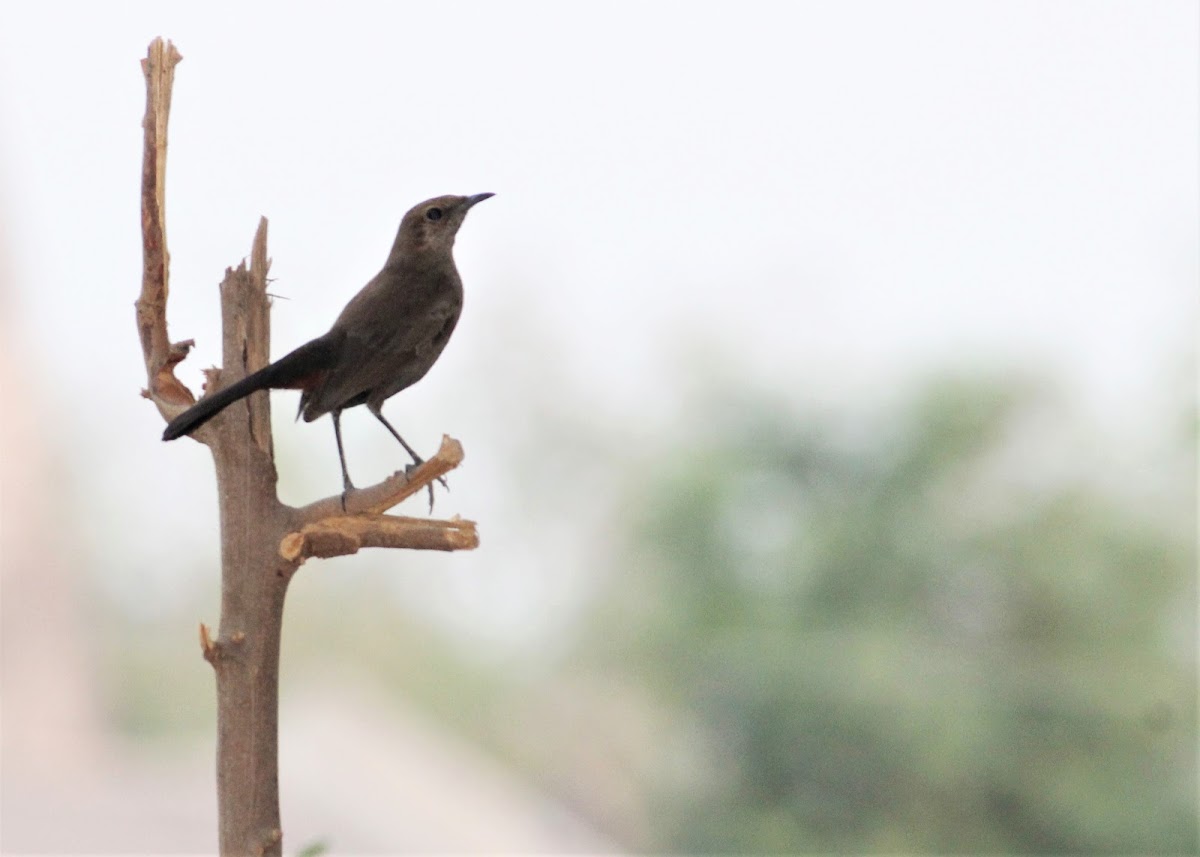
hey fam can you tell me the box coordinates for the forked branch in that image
[135,35,479,857]
[136,38,192,412]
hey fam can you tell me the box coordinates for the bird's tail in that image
[161,334,340,441]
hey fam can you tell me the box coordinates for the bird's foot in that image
[403,455,449,491]
[340,478,356,512]
[404,462,448,513]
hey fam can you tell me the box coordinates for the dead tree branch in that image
[137,38,192,412]
[135,36,478,856]
[294,434,466,522]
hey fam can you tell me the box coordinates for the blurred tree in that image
[572,376,1196,853]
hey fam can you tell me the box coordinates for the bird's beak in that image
[463,192,495,208]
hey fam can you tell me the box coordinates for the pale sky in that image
[1,1,1195,648]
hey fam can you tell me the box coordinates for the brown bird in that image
[162,192,493,498]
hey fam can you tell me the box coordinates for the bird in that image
[162,192,493,504]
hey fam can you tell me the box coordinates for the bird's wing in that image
[300,296,460,420]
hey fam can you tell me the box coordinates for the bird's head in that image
[392,192,494,259]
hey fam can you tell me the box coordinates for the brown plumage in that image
[162,193,493,493]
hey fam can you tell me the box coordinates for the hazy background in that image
[1,1,1195,853]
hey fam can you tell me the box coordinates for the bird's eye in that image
[426,207,443,222]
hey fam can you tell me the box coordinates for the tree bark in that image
[205,235,289,855]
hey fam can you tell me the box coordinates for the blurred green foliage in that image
[294,838,328,857]
[102,372,1195,853]
[571,376,1196,853]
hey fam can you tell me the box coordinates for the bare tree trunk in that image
[135,38,478,856]
[205,236,289,855]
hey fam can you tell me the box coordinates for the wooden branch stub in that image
[136,37,193,411]
[296,435,467,522]
[200,622,216,664]
[247,219,272,450]
[283,436,478,564]
[200,622,249,665]
[256,827,283,855]
[281,514,479,563]
[213,221,274,454]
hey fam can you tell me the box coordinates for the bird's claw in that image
[404,463,448,513]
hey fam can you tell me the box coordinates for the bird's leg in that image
[365,405,423,464]
[367,406,447,511]
[332,410,356,497]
